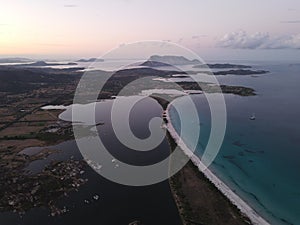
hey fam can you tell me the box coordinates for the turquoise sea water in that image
[169,62,300,225]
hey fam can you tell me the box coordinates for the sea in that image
[169,61,300,225]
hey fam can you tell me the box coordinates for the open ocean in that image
[169,61,300,225]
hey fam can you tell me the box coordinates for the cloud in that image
[280,20,300,24]
[217,30,300,49]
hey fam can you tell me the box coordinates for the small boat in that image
[249,113,256,120]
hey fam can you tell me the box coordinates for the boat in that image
[250,113,256,120]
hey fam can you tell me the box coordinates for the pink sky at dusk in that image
[1,0,300,60]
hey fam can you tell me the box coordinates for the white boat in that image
[250,113,256,120]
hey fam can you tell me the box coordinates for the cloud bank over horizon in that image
[217,30,300,50]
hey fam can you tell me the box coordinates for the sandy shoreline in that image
[165,104,270,225]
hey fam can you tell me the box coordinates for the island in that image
[148,55,201,65]
[214,69,268,75]
[194,63,252,69]
[76,58,104,62]
[139,58,268,76]
[0,57,33,64]
[139,60,173,67]
[16,61,78,67]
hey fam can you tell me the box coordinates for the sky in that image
[0,0,300,61]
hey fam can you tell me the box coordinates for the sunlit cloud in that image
[217,30,300,49]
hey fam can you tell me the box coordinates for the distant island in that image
[16,61,78,67]
[76,58,104,62]
[214,69,268,75]
[140,60,173,67]
[139,59,268,76]
[0,57,33,63]
[194,63,252,69]
[148,55,201,65]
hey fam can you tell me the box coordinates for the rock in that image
[93,195,99,201]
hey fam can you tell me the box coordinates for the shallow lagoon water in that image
[0,97,181,225]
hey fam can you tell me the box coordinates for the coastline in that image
[164,103,270,225]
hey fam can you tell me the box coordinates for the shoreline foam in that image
[165,104,270,225]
